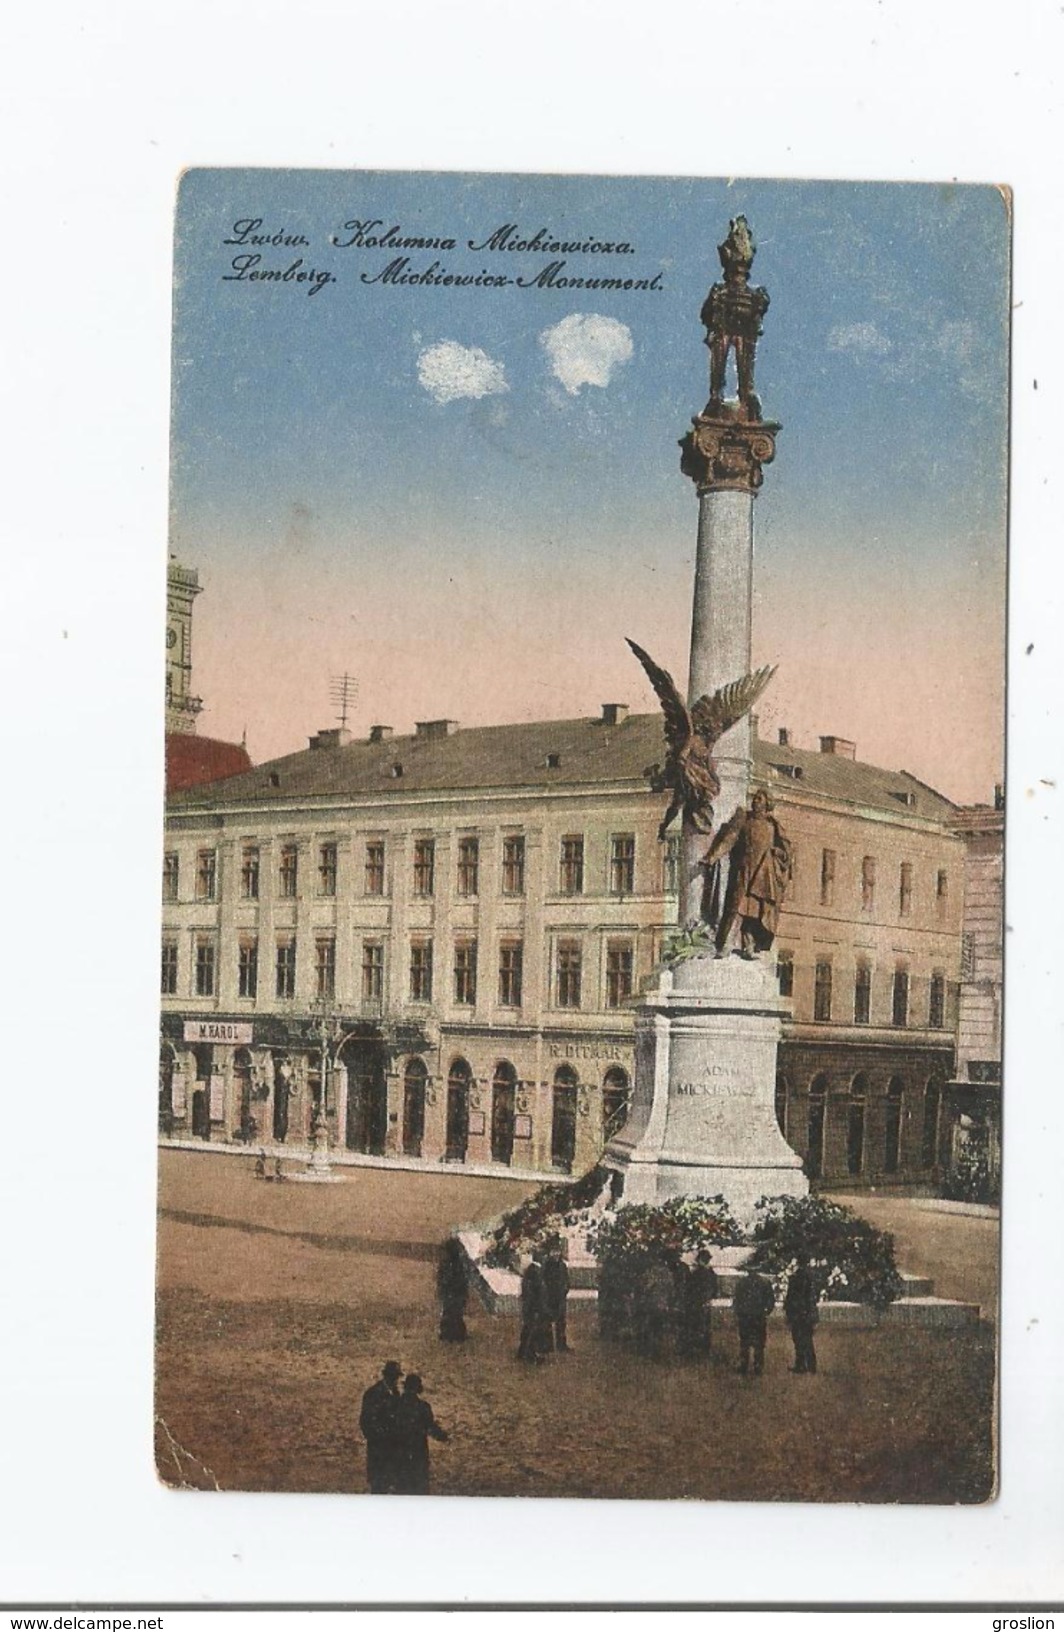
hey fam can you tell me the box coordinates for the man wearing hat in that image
[732,1266,776,1376]
[359,1360,403,1493]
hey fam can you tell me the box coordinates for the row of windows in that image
[777,1073,945,1178]
[163,933,638,1010]
[815,849,949,918]
[777,951,949,1029]
[163,833,673,905]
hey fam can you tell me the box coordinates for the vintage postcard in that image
[157,170,1006,1503]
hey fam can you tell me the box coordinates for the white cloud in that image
[827,320,893,357]
[417,340,508,404]
[539,313,633,395]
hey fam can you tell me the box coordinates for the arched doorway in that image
[445,1058,471,1162]
[158,1044,176,1135]
[847,1073,868,1177]
[551,1066,578,1172]
[491,1061,517,1165]
[233,1047,255,1143]
[272,1053,292,1143]
[602,1066,630,1142]
[774,1072,790,1139]
[806,1074,828,1179]
[884,1076,905,1174]
[403,1058,428,1158]
[922,1075,943,1170]
[344,1041,388,1156]
[191,1044,213,1140]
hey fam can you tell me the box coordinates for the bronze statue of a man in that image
[700,215,770,421]
[702,789,792,957]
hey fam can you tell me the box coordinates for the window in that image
[315,937,336,999]
[820,848,836,907]
[605,939,634,1008]
[814,959,833,1022]
[240,845,260,900]
[279,844,299,898]
[884,1077,905,1175]
[456,836,479,897]
[238,938,258,999]
[899,862,913,917]
[936,869,949,919]
[410,941,433,1002]
[413,839,435,898]
[776,949,794,997]
[661,834,681,895]
[194,936,216,997]
[560,836,584,895]
[318,843,337,897]
[892,965,910,1027]
[556,940,582,1008]
[196,849,217,902]
[847,1076,867,1176]
[603,1067,631,1140]
[163,852,179,902]
[854,961,872,1024]
[806,1075,828,1179]
[609,834,635,895]
[861,855,876,912]
[364,841,385,896]
[161,940,178,996]
[275,937,296,999]
[454,940,477,1006]
[361,940,384,1003]
[929,971,946,1029]
[551,1067,578,1172]
[498,941,523,1007]
[922,1078,943,1168]
[501,835,525,896]
[402,1059,427,1159]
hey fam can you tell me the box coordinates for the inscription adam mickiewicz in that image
[676,1079,754,1098]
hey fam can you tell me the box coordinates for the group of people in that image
[517,1239,572,1361]
[359,1361,450,1494]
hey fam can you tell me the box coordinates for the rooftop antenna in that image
[329,673,359,730]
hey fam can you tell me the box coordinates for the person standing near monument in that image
[681,1249,720,1357]
[784,1252,820,1375]
[733,1267,776,1376]
[542,1238,572,1353]
[359,1359,403,1493]
[394,1373,449,1495]
[702,789,792,957]
[436,1237,469,1344]
[517,1249,550,1363]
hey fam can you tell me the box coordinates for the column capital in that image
[680,411,780,495]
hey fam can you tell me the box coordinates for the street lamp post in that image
[301,998,366,1181]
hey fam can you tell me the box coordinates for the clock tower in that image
[165,557,203,735]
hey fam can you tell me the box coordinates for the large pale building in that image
[160,710,967,1190]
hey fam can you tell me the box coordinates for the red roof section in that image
[165,733,252,794]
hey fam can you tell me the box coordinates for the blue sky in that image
[171,170,1009,802]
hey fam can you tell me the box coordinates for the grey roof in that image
[169,714,956,822]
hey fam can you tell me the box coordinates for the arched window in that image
[602,1066,631,1141]
[551,1065,578,1172]
[233,1046,255,1144]
[884,1076,905,1174]
[847,1074,868,1177]
[806,1074,829,1179]
[922,1076,943,1169]
[774,1072,789,1139]
[445,1058,471,1162]
[491,1060,517,1165]
[403,1058,428,1158]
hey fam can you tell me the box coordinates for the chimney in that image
[601,703,629,726]
[415,719,460,739]
[819,735,856,760]
[308,727,352,751]
[778,727,790,746]
[369,724,394,743]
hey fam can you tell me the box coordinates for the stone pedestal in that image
[605,954,807,1227]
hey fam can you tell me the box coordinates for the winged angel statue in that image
[627,638,776,840]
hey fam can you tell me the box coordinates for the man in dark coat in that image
[542,1241,572,1353]
[359,1360,403,1492]
[784,1253,820,1374]
[436,1237,469,1343]
[681,1249,720,1357]
[702,790,792,957]
[394,1373,449,1495]
[517,1251,550,1362]
[733,1267,776,1375]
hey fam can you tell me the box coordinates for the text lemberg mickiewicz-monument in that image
[605,216,807,1222]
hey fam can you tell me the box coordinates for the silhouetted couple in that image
[359,1361,449,1494]
[517,1243,571,1361]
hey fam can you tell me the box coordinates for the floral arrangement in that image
[481,1164,611,1268]
[586,1194,744,1269]
[747,1194,903,1310]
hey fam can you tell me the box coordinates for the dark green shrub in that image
[748,1194,903,1310]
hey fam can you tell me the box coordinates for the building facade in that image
[160,712,966,1190]
[944,796,1004,1187]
